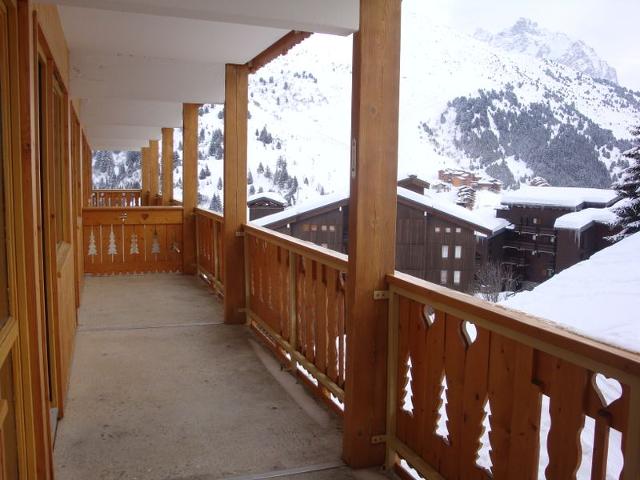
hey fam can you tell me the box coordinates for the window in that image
[445,227,451,233]
[441,245,449,258]
[434,226,440,233]
[329,225,336,232]
[453,271,461,285]
[455,227,461,233]
[302,224,310,232]
[440,270,448,284]
[321,225,327,231]
[533,217,539,225]
[454,245,462,259]
[311,224,318,232]
[321,243,328,248]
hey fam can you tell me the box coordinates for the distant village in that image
[249,168,621,298]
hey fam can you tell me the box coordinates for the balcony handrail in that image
[387,271,640,377]
[384,270,640,479]
[244,224,348,272]
[194,207,224,223]
[91,188,143,192]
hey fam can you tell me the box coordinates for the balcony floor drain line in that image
[78,321,225,333]
[219,461,346,480]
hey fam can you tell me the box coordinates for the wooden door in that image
[0,1,29,477]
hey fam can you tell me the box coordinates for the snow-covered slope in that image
[475,18,618,84]
[93,0,640,210]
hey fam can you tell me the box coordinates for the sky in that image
[405,0,640,91]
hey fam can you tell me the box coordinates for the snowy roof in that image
[253,187,510,235]
[553,207,617,230]
[502,232,640,354]
[252,191,349,227]
[247,191,287,206]
[501,186,619,209]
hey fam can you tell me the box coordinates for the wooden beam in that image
[223,64,248,324]
[246,30,311,74]
[140,146,150,204]
[148,139,159,203]
[82,134,91,206]
[182,103,199,274]
[343,0,402,468]
[161,127,174,205]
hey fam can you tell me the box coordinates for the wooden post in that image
[81,135,92,207]
[161,127,174,205]
[141,146,150,205]
[222,64,248,324]
[148,139,159,204]
[343,0,402,468]
[182,103,199,274]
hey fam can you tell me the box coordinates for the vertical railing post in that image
[243,232,251,325]
[222,64,248,324]
[289,251,298,372]
[194,213,200,276]
[624,380,640,479]
[161,127,174,205]
[344,0,402,467]
[213,220,219,283]
[385,290,399,471]
[149,139,159,202]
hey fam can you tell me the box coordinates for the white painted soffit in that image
[91,138,150,151]
[79,99,183,129]
[85,125,162,142]
[42,0,358,36]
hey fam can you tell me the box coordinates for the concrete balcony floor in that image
[54,274,388,480]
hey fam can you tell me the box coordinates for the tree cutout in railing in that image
[151,230,161,256]
[461,320,478,348]
[401,356,414,415]
[129,233,140,255]
[88,228,98,261]
[435,373,449,442]
[107,226,118,260]
[476,397,493,473]
[422,304,436,327]
[593,373,623,407]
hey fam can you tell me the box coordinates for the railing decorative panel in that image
[89,189,143,207]
[195,208,224,294]
[82,207,183,275]
[244,224,348,406]
[385,272,640,480]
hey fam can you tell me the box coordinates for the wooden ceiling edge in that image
[246,30,312,74]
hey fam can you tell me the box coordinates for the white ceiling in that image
[40,0,359,150]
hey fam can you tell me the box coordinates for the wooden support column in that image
[182,103,199,274]
[141,146,150,205]
[148,139,159,203]
[223,64,248,324]
[81,135,92,206]
[161,128,174,205]
[343,0,402,468]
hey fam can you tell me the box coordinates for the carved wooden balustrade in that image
[384,272,640,480]
[195,208,224,295]
[244,224,348,408]
[82,207,183,275]
[89,189,144,207]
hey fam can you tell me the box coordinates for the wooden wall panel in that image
[33,5,68,88]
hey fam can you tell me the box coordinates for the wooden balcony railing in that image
[195,208,224,294]
[89,189,143,207]
[244,224,348,408]
[384,271,640,480]
[82,207,183,275]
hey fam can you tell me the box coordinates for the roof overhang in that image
[40,0,359,151]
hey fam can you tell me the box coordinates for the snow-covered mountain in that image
[94,2,640,210]
[474,18,618,84]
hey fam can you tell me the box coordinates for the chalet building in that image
[497,186,620,286]
[247,192,287,220]
[254,185,508,292]
[397,174,430,194]
[438,168,502,192]
[0,1,638,479]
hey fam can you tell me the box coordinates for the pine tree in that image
[257,162,265,175]
[199,168,207,180]
[264,166,272,179]
[248,185,256,196]
[209,193,222,213]
[247,170,254,185]
[217,177,223,191]
[610,126,640,240]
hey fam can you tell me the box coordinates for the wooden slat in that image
[590,413,610,480]
[545,359,588,480]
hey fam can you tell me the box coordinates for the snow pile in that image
[554,207,617,230]
[503,232,640,353]
[247,191,286,205]
[252,191,349,227]
[501,186,619,209]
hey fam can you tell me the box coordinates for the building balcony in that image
[503,240,556,255]
[513,224,557,237]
